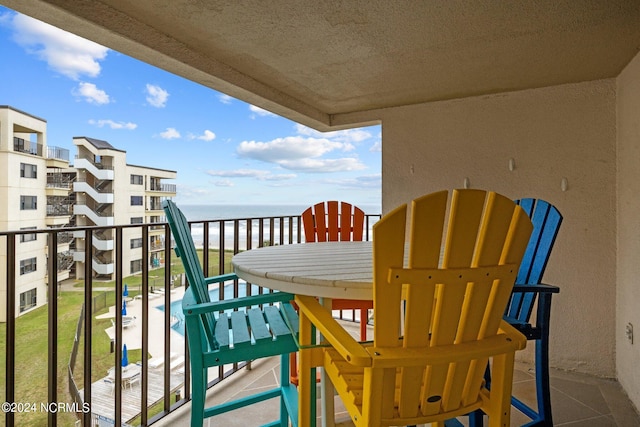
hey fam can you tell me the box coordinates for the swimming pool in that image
[158,282,264,335]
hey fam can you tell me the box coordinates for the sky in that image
[0,6,381,209]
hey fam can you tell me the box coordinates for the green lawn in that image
[0,248,234,426]
[73,248,235,290]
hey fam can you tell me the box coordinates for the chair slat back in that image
[302,201,365,242]
[163,200,217,343]
[371,189,532,420]
[507,198,563,322]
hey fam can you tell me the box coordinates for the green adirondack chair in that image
[163,200,300,427]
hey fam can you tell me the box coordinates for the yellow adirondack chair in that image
[296,189,532,427]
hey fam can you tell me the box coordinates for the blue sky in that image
[0,6,381,208]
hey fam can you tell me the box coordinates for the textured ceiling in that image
[3,0,640,130]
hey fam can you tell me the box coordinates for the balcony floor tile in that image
[154,321,639,426]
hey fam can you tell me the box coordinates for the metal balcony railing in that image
[46,204,72,217]
[46,174,74,189]
[13,137,43,156]
[149,183,176,193]
[0,211,380,426]
[47,146,70,162]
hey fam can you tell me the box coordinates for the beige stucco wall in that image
[616,51,640,409]
[380,80,617,378]
[0,107,50,320]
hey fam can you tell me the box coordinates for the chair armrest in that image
[512,283,559,293]
[204,272,239,286]
[365,329,525,369]
[506,283,558,340]
[183,287,295,316]
[497,319,527,350]
[295,295,371,367]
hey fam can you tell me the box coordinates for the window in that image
[131,196,143,206]
[130,259,143,274]
[131,217,143,224]
[20,257,37,275]
[20,227,37,243]
[20,196,37,210]
[20,163,37,178]
[19,288,37,313]
[130,238,143,249]
[130,174,143,185]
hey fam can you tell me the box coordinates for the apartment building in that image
[1,106,177,320]
[72,136,177,281]
[0,106,74,320]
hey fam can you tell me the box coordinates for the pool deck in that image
[85,286,188,424]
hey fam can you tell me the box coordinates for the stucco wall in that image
[616,51,640,410]
[380,80,617,377]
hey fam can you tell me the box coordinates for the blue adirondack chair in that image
[163,200,300,427]
[508,198,562,426]
[464,198,562,427]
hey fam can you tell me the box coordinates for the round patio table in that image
[231,241,374,300]
[232,240,375,427]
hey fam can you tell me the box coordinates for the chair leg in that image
[190,365,206,427]
[533,292,554,426]
[485,352,515,427]
[468,409,484,426]
[279,353,292,426]
[529,337,553,427]
[290,352,299,385]
[359,308,367,341]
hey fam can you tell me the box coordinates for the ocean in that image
[175,204,381,249]
[177,204,381,221]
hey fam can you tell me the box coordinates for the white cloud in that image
[207,169,266,178]
[8,12,108,80]
[238,137,353,162]
[89,119,137,130]
[236,136,363,172]
[219,94,233,104]
[206,169,296,181]
[278,157,366,172]
[146,84,169,107]
[370,141,382,152]
[263,173,297,181]
[197,130,216,141]
[73,82,110,105]
[160,127,181,139]
[249,105,277,118]
[214,179,234,187]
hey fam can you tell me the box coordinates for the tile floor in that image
[155,320,639,427]
[155,357,639,427]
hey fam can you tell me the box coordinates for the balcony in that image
[148,183,176,194]
[46,146,70,168]
[47,145,70,162]
[3,211,637,427]
[0,211,379,426]
[13,137,42,156]
[45,201,73,226]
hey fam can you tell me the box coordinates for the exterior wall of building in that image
[616,50,640,410]
[72,137,176,281]
[0,106,71,320]
[379,80,618,378]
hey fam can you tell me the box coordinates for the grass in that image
[73,248,235,289]
[0,248,234,426]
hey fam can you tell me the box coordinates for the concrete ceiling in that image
[3,0,640,130]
